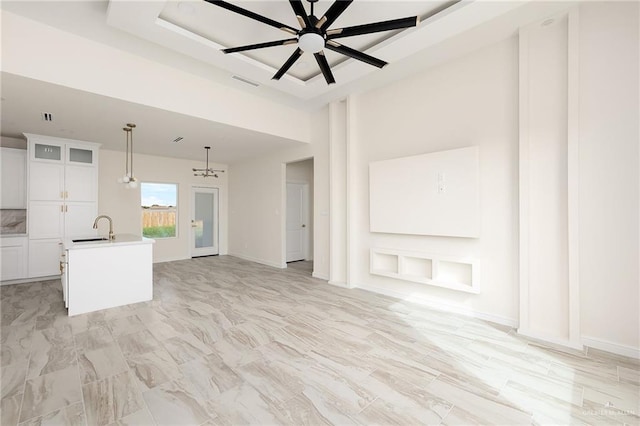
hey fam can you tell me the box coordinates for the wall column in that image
[518,8,581,349]
[328,101,348,286]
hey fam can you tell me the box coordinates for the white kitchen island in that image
[62,233,155,316]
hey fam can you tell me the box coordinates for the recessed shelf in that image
[371,252,398,275]
[438,260,472,286]
[370,248,479,294]
[403,256,433,280]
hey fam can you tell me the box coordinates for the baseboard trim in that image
[582,335,640,359]
[312,272,329,281]
[154,256,189,264]
[1,276,59,286]
[357,284,517,328]
[517,328,584,351]
[227,253,285,269]
[328,280,350,288]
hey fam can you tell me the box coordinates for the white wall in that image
[1,10,311,144]
[349,37,520,324]
[286,159,314,185]
[578,2,639,352]
[339,2,639,354]
[0,136,26,149]
[228,109,329,279]
[98,150,228,263]
[287,158,314,260]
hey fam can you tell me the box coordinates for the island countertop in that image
[64,233,155,250]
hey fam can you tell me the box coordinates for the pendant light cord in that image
[124,128,130,177]
[130,127,134,178]
[126,123,136,180]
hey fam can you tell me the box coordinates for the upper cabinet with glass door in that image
[66,143,96,166]
[31,139,63,163]
[27,135,99,166]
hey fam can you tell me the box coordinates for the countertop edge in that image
[64,234,155,250]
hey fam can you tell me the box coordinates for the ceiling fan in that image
[204,0,420,84]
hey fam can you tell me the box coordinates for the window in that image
[141,183,177,238]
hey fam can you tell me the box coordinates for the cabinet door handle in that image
[60,191,64,199]
[65,191,69,199]
[65,205,68,213]
[60,205,64,212]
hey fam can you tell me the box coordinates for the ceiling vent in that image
[41,112,53,122]
[231,75,260,87]
[172,137,184,143]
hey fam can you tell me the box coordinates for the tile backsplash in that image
[1,209,27,234]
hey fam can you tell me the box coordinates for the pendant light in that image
[193,146,224,178]
[117,123,138,189]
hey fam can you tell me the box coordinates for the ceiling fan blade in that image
[327,16,419,39]
[314,51,336,85]
[273,48,303,80]
[204,0,299,35]
[223,38,298,54]
[316,0,353,30]
[324,41,387,68]
[289,0,311,29]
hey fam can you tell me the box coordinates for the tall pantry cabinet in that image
[26,134,100,278]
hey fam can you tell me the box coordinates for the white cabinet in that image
[64,202,97,236]
[64,235,154,316]
[66,144,95,166]
[61,249,68,307]
[0,148,27,209]
[28,201,64,239]
[0,237,28,281]
[65,166,97,202]
[28,239,62,278]
[25,134,100,279]
[29,162,64,201]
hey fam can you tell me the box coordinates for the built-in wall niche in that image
[372,252,399,274]
[370,248,479,294]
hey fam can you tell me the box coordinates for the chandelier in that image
[193,146,224,178]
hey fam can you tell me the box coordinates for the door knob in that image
[302,224,306,228]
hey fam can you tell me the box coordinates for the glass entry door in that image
[190,187,219,257]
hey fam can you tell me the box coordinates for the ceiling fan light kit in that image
[205,0,419,85]
[298,33,324,54]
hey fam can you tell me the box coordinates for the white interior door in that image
[286,183,308,262]
[190,187,219,257]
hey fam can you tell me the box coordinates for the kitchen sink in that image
[72,237,109,243]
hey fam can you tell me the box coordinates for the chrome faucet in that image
[93,215,115,240]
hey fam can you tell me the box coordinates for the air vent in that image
[41,112,53,122]
[232,75,260,87]
[172,137,184,143]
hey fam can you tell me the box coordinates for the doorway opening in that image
[285,158,314,275]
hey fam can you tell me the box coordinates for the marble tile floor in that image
[1,255,638,425]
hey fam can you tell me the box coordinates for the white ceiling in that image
[0,0,575,162]
[156,1,452,81]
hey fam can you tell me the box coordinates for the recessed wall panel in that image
[369,146,480,238]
